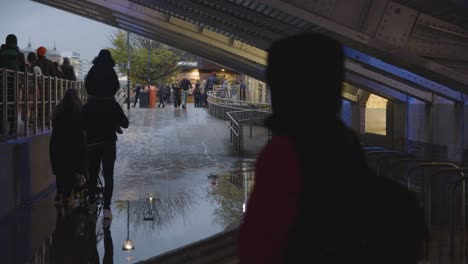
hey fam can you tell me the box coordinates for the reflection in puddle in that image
[8,160,255,264]
[207,164,255,229]
[113,192,195,234]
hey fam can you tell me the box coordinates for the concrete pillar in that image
[454,99,464,164]
[351,100,360,132]
[407,97,429,158]
[357,91,370,136]
[431,95,458,162]
[391,101,407,151]
[424,100,433,159]
[340,100,353,128]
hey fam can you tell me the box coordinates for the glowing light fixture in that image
[122,201,135,251]
[122,239,135,251]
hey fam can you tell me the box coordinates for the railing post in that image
[54,77,58,107]
[2,69,6,141]
[249,110,252,138]
[59,78,63,99]
[239,123,243,154]
[14,70,19,139]
[33,73,38,135]
[24,71,29,137]
[41,75,45,132]
[48,76,52,130]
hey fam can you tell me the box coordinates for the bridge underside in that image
[33,0,468,104]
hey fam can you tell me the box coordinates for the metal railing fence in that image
[0,68,127,142]
[207,94,271,154]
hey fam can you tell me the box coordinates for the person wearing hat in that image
[36,46,56,77]
[0,34,26,137]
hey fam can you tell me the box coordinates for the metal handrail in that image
[115,88,127,105]
[385,158,434,182]
[226,112,242,153]
[365,150,402,173]
[373,153,413,178]
[449,173,468,256]
[362,146,385,151]
[1,68,84,142]
[207,93,271,109]
[407,162,461,190]
[416,168,466,228]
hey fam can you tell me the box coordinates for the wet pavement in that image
[0,104,260,263]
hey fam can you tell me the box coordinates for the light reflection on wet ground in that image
[1,107,263,263]
[0,160,254,264]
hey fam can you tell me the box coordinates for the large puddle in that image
[1,161,255,263]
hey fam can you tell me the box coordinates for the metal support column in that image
[127,31,131,110]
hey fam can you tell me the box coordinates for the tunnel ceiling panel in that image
[31,0,468,101]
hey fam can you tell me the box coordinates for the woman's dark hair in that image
[52,88,82,120]
[92,49,116,67]
[27,52,37,64]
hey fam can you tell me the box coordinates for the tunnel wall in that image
[0,133,54,219]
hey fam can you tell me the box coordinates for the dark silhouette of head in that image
[5,34,17,47]
[53,88,82,119]
[266,33,344,133]
[63,57,70,65]
[92,49,115,67]
[27,52,37,64]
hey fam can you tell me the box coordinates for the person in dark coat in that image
[83,49,129,220]
[179,78,192,109]
[83,97,129,219]
[49,88,86,204]
[36,46,56,77]
[133,83,141,107]
[172,81,181,108]
[54,61,65,79]
[85,49,119,98]
[239,34,425,264]
[60,57,76,81]
[0,34,26,138]
[0,34,25,71]
[86,49,124,134]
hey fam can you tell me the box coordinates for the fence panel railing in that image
[0,68,86,142]
[0,68,129,142]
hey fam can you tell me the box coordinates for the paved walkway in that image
[113,104,266,201]
[1,103,265,264]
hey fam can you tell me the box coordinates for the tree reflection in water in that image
[207,161,255,229]
[114,191,195,232]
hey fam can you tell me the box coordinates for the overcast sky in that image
[0,0,117,61]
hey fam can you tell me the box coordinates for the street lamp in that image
[147,44,151,89]
[144,196,155,221]
[127,31,131,110]
[122,200,135,251]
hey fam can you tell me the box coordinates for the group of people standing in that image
[49,49,129,220]
[0,34,77,137]
[133,77,210,109]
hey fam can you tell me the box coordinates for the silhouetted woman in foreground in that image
[50,88,86,205]
[239,34,425,263]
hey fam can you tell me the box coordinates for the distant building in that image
[80,59,90,80]
[62,51,86,80]
[22,38,35,55]
[47,42,61,63]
